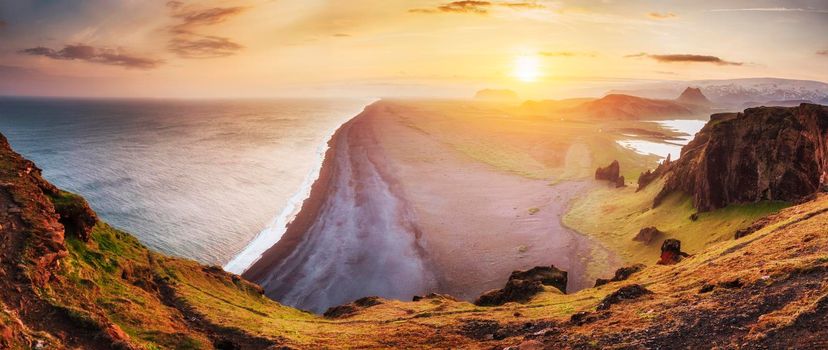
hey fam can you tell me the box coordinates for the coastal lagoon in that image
[616,119,708,159]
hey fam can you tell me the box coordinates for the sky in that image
[0,0,826,99]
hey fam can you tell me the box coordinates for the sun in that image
[513,55,541,82]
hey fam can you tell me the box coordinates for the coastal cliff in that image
[1,107,828,348]
[655,104,828,211]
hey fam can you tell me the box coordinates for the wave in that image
[223,124,344,274]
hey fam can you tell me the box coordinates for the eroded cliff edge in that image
[654,103,828,211]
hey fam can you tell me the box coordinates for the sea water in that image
[616,119,707,159]
[0,97,368,267]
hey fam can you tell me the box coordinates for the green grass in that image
[564,179,790,265]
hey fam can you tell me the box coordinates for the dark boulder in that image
[615,175,626,188]
[474,279,544,307]
[596,284,652,311]
[654,104,828,212]
[594,264,646,287]
[474,265,568,306]
[595,160,621,183]
[657,239,690,265]
[508,266,568,294]
[323,296,383,319]
[633,226,664,244]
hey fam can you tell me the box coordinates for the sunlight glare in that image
[513,55,541,82]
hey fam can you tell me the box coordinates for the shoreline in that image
[240,109,351,281]
[240,99,622,310]
[243,102,437,312]
[225,102,374,275]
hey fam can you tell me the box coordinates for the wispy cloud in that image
[166,4,247,58]
[500,2,545,9]
[168,35,243,59]
[710,7,828,13]
[818,50,828,56]
[626,53,743,66]
[170,6,247,32]
[0,20,6,29]
[19,45,162,69]
[409,1,544,15]
[410,1,491,14]
[647,12,677,20]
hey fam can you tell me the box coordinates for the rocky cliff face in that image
[655,104,828,211]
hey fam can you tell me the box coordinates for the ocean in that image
[0,97,368,267]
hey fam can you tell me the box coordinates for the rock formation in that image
[594,264,646,287]
[596,285,652,311]
[595,160,624,188]
[475,266,567,306]
[637,153,671,191]
[323,296,384,319]
[657,239,690,265]
[633,226,665,244]
[655,104,828,212]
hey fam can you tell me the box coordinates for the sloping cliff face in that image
[655,104,828,211]
[0,133,289,349]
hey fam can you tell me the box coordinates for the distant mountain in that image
[474,89,519,102]
[740,99,815,109]
[519,98,595,114]
[676,87,712,107]
[609,78,828,109]
[571,93,694,120]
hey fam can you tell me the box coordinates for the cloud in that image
[332,33,351,38]
[500,2,545,9]
[626,53,743,66]
[168,35,243,58]
[710,7,828,13]
[166,5,247,58]
[411,1,491,14]
[409,1,543,15]
[19,44,162,69]
[170,6,247,32]
[540,51,596,57]
[818,50,828,56]
[0,20,6,29]
[647,12,677,19]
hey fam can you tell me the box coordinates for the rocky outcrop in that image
[637,154,671,191]
[596,160,624,188]
[596,285,652,311]
[594,264,646,287]
[475,266,567,306]
[633,226,664,244]
[49,191,98,241]
[657,239,690,265]
[655,104,828,212]
[323,296,384,319]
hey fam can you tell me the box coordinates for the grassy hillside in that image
[1,127,826,349]
[564,178,789,265]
